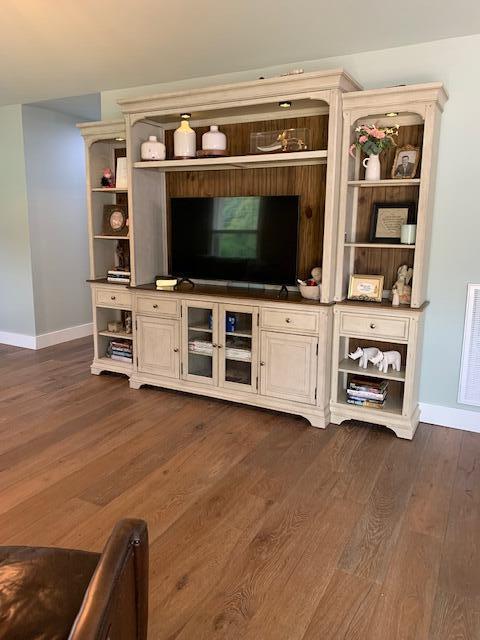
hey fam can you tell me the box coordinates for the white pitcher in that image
[362,154,381,181]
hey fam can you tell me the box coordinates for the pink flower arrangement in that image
[349,123,399,158]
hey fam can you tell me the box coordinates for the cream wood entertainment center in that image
[78,69,447,439]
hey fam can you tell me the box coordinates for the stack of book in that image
[346,377,388,409]
[108,340,133,364]
[107,268,130,284]
[155,276,178,291]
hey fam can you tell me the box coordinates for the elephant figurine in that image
[348,346,381,369]
[371,350,401,373]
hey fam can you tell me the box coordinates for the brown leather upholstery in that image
[0,519,148,640]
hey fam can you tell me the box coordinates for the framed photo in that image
[391,145,420,179]
[102,204,129,236]
[348,274,384,303]
[370,202,416,243]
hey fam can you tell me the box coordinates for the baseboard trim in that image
[420,402,480,434]
[0,323,93,350]
[35,322,93,349]
[0,331,37,349]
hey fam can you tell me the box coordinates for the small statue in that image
[371,350,401,373]
[392,264,413,306]
[124,314,132,334]
[349,346,381,369]
[116,241,130,271]
[101,167,115,188]
[311,266,322,283]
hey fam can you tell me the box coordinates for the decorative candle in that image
[401,224,417,245]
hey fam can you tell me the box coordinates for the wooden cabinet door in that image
[181,300,219,386]
[260,331,318,405]
[218,303,258,394]
[137,315,180,378]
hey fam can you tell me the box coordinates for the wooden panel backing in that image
[164,115,329,157]
[165,116,328,280]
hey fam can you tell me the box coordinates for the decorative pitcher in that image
[362,153,381,181]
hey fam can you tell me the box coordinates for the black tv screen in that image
[170,196,299,285]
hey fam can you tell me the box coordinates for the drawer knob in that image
[260,361,265,366]
[173,347,179,352]
[370,323,376,329]
[285,318,291,323]
[153,304,158,309]
[110,296,116,301]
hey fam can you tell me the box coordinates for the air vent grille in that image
[458,284,480,406]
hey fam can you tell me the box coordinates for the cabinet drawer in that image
[339,311,409,341]
[261,308,318,334]
[95,288,132,309]
[136,295,179,318]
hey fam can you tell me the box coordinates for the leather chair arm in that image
[68,519,148,640]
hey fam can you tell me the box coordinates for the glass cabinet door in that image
[218,303,258,393]
[181,301,218,385]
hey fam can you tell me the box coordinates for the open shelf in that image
[347,179,420,187]
[98,330,133,340]
[338,358,406,382]
[344,242,415,249]
[133,149,328,172]
[336,392,403,416]
[94,235,130,240]
[92,187,128,193]
[97,356,132,371]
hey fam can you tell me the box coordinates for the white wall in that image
[0,105,36,339]
[22,105,92,335]
[102,34,480,416]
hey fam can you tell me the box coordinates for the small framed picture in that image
[370,202,416,243]
[348,274,384,303]
[102,204,129,236]
[391,145,420,179]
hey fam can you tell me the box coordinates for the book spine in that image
[347,389,386,401]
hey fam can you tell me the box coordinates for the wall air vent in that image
[458,284,480,406]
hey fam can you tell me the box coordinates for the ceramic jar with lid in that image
[140,135,166,161]
[202,125,227,152]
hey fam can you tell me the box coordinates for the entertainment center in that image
[78,69,447,439]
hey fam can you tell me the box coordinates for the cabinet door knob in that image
[153,304,158,309]
[173,347,179,352]
[212,343,217,348]
[370,323,376,329]
[260,361,265,366]
[111,295,116,300]
[217,344,222,349]
[285,318,291,323]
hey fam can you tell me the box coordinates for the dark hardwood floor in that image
[0,336,479,639]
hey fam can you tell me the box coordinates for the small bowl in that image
[299,283,321,301]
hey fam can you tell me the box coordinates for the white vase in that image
[202,125,227,151]
[174,120,196,159]
[141,135,166,161]
[362,153,381,181]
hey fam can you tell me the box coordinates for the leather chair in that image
[0,519,148,640]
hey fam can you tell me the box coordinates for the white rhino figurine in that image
[371,350,401,373]
[348,346,381,369]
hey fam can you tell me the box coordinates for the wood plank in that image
[338,422,430,583]
[0,337,478,638]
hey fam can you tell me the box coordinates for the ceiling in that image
[1,0,480,107]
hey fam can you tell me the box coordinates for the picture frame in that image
[391,144,420,179]
[348,274,384,303]
[102,204,129,236]
[370,202,416,243]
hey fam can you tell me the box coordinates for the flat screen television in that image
[170,196,299,286]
